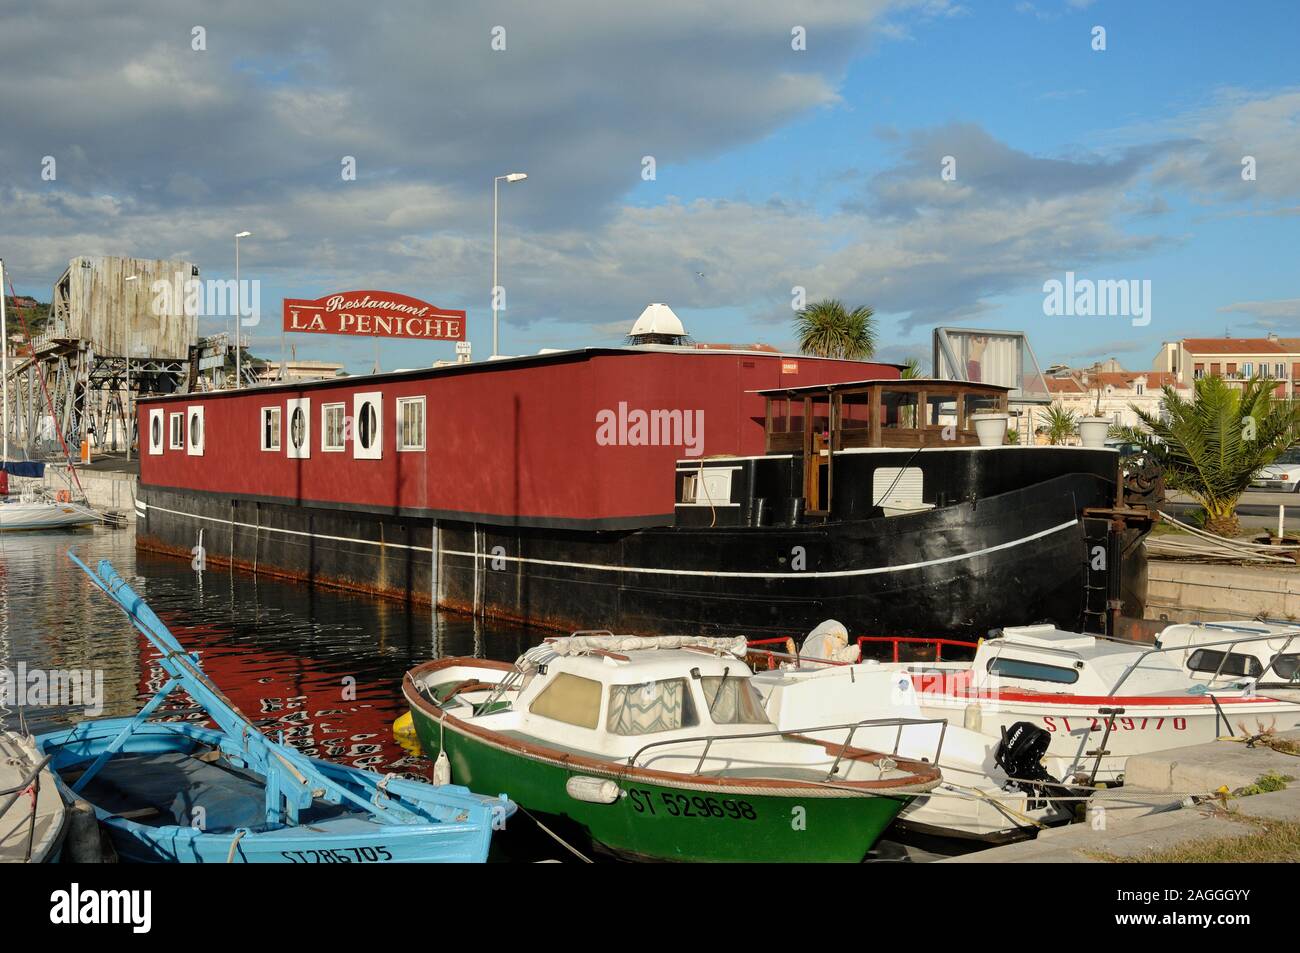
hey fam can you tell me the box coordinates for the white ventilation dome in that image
[628,304,689,345]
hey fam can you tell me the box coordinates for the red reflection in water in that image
[136,618,426,778]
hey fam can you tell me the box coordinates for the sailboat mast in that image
[1,258,7,462]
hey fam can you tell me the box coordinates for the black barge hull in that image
[137,470,1138,639]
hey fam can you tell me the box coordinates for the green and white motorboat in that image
[403,634,942,862]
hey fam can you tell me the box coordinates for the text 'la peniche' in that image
[282,290,467,341]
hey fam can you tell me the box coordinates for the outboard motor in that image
[994,721,1068,808]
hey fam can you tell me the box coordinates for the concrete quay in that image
[942,731,1300,863]
[41,462,138,522]
[1146,559,1300,624]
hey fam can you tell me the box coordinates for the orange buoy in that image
[55,489,72,503]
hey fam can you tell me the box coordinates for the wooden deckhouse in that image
[757,378,1012,516]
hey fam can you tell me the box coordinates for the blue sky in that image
[1,0,1297,374]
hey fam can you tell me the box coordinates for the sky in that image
[0,0,1296,374]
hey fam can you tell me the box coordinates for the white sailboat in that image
[0,258,100,531]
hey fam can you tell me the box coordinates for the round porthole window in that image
[190,413,202,446]
[290,407,306,448]
[151,417,162,446]
[358,401,376,449]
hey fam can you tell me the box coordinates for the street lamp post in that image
[234,231,251,389]
[124,274,139,460]
[492,173,527,358]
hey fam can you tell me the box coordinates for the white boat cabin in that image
[1156,621,1300,689]
[431,637,778,761]
[906,624,1262,699]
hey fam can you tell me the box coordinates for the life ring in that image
[55,489,72,503]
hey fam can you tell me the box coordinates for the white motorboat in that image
[865,623,1300,782]
[748,630,1077,844]
[0,730,67,863]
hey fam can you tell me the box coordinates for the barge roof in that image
[752,378,1014,396]
[143,345,899,404]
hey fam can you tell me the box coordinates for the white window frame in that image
[321,402,346,452]
[148,408,165,455]
[168,411,184,449]
[286,397,311,459]
[352,391,383,460]
[186,406,205,456]
[261,406,282,452]
[396,396,426,452]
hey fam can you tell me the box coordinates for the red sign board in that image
[282,290,465,341]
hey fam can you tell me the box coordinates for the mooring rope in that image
[518,806,593,863]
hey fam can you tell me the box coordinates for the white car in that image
[1252,448,1300,492]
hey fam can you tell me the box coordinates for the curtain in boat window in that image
[606,679,694,735]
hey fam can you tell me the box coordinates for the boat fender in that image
[963,703,982,732]
[565,776,621,804]
[433,749,452,786]
[66,799,105,863]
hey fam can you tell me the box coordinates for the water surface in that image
[0,524,946,862]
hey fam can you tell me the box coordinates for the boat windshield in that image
[701,674,769,725]
[606,679,699,735]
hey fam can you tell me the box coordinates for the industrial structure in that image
[1,255,254,460]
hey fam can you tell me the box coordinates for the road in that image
[1163,489,1300,531]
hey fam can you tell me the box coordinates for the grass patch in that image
[1089,815,1300,863]
[1235,772,1291,797]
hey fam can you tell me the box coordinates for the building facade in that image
[1154,335,1300,397]
[1043,358,1189,438]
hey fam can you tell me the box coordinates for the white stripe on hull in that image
[139,498,1078,580]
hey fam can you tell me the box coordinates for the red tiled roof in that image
[1046,376,1086,393]
[1048,369,1184,394]
[1094,371,1181,388]
[1182,338,1288,355]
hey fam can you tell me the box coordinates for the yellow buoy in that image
[392,711,423,756]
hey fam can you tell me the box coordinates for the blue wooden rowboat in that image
[35,554,515,863]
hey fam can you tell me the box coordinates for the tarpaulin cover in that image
[1,460,44,478]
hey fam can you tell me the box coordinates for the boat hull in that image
[907,686,1300,781]
[0,500,98,530]
[0,732,68,863]
[36,719,509,863]
[139,470,1131,639]
[405,695,906,863]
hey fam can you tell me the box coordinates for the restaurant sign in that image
[282,291,466,341]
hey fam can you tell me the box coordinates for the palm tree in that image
[1135,376,1300,537]
[1043,406,1077,445]
[900,357,923,379]
[794,299,876,360]
[1107,423,1147,444]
